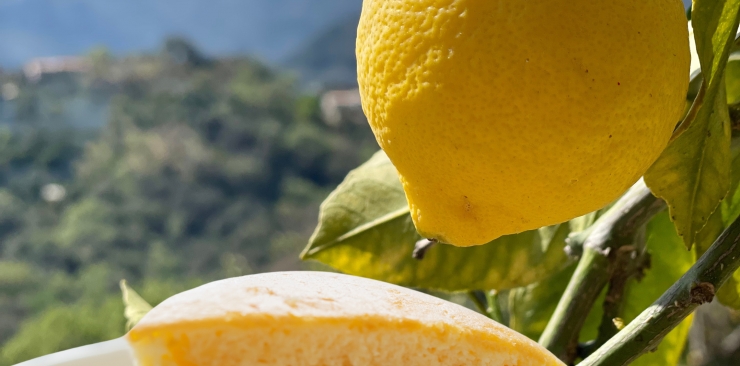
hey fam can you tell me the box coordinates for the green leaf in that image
[711,142,740,309]
[696,207,725,256]
[721,141,740,223]
[508,206,612,342]
[301,151,572,291]
[120,279,153,331]
[507,265,575,341]
[717,266,740,308]
[645,78,732,250]
[568,211,599,233]
[726,54,740,104]
[622,212,695,366]
[696,208,740,308]
[645,0,740,249]
[507,263,605,343]
[692,0,740,89]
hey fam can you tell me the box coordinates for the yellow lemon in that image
[356,0,690,246]
[128,272,564,365]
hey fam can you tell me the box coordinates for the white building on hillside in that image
[23,56,91,82]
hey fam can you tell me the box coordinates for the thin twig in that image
[578,246,651,358]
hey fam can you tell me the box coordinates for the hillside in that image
[286,12,360,88]
[0,47,380,364]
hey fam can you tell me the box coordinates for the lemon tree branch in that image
[538,182,665,363]
[580,215,740,366]
[578,245,651,359]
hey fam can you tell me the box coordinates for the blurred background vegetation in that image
[0,7,377,361]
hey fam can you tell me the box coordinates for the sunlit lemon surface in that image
[357,0,690,246]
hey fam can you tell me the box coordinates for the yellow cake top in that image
[128,271,564,366]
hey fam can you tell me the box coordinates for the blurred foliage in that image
[0,39,377,364]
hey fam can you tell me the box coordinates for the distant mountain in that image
[285,12,359,89]
[0,0,362,67]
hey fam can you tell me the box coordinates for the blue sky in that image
[0,0,362,67]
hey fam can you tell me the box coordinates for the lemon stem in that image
[412,238,437,260]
